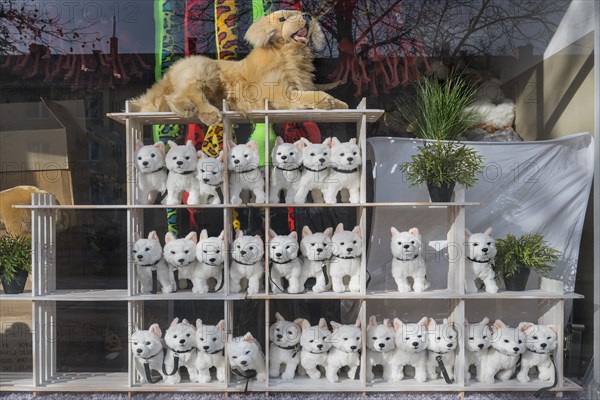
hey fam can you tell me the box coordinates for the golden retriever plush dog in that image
[129,10,348,125]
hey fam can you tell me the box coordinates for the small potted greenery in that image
[400,140,485,202]
[494,233,561,291]
[0,234,32,294]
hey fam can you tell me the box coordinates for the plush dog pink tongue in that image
[293,28,308,43]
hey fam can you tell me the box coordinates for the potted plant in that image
[0,234,32,294]
[494,233,561,291]
[396,73,478,140]
[400,140,485,202]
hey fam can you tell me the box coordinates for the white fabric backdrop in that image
[366,133,595,294]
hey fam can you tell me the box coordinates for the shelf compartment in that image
[366,289,462,299]
[366,378,461,391]
[268,375,364,391]
[0,372,33,392]
[107,108,384,125]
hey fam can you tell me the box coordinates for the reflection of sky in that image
[7,0,569,56]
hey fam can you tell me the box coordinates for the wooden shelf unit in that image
[1,101,582,394]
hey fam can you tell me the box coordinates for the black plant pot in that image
[503,268,531,291]
[1,270,29,294]
[427,182,455,202]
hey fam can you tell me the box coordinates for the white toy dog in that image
[329,223,362,293]
[165,140,199,205]
[517,323,558,383]
[426,318,458,381]
[324,137,361,204]
[298,318,332,379]
[163,318,198,384]
[189,150,223,205]
[228,140,265,204]
[478,319,526,383]
[389,317,429,382]
[164,231,202,292]
[270,137,305,203]
[299,226,333,293]
[465,317,491,381]
[134,140,167,204]
[465,228,499,293]
[229,230,264,295]
[194,229,225,293]
[268,229,303,294]
[269,312,301,380]
[228,332,266,381]
[131,323,166,384]
[132,231,176,293]
[326,319,362,383]
[195,319,226,383]
[390,227,430,292]
[294,137,334,203]
[366,316,396,382]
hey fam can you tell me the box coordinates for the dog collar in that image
[139,348,162,361]
[141,166,165,174]
[201,347,224,355]
[304,165,328,173]
[138,259,161,267]
[172,170,195,175]
[274,343,300,358]
[202,180,223,187]
[331,166,359,174]
[270,258,296,264]
[530,349,551,355]
[306,349,328,355]
[203,260,223,267]
[336,255,360,260]
[171,347,194,354]
[233,259,257,266]
[433,350,451,355]
[467,257,492,264]
[234,167,258,174]
[395,255,419,262]
[275,164,303,172]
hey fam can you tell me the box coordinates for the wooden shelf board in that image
[267,375,364,391]
[13,204,246,210]
[107,108,384,125]
[0,291,34,301]
[463,289,584,300]
[366,378,460,391]
[248,291,365,300]
[465,377,583,392]
[366,289,461,299]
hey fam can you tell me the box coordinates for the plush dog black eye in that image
[323,152,328,156]
[386,337,391,340]
[213,338,217,341]
[288,331,293,335]
[199,337,204,341]
[173,335,177,338]
[532,336,538,340]
[483,335,487,339]
[340,242,344,246]
[249,246,254,250]
[518,340,523,344]
[244,154,249,158]
[504,339,509,343]
[185,156,190,160]
[212,171,217,175]
[145,247,150,251]
[200,169,205,173]
[310,243,315,246]
[469,337,474,340]
[449,335,453,339]
[137,156,142,160]
[285,245,290,249]
[151,154,156,158]
[405,337,410,341]
[203,250,207,253]
[277,152,281,156]
[276,328,280,331]
[132,250,137,253]
[353,240,357,244]
[353,152,357,155]
[473,243,479,246]
[279,16,286,22]
[186,333,190,337]
[547,336,552,340]
[356,337,360,341]
[232,356,237,359]
[172,157,176,160]
[289,152,294,156]
[171,251,175,254]
[184,250,189,254]
[309,340,314,343]
[271,246,276,249]
[437,337,441,340]
[371,337,377,340]
[245,350,251,355]
[340,153,345,157]
[310,153,315,156]
[343,338,348,341]
[216,250,220,254]
[145,342,151,345]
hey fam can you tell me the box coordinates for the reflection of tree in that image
[0,0,103,55]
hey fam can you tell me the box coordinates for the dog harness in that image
[330,166,360,174]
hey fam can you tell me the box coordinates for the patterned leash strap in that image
[151,270,158,294]
[435,355,454,384]
[161,348,180,376]
[143,360,161,383]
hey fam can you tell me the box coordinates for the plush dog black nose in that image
[142,161,149,166]
[276,253,282,257]
[234,159,240,164]
[350,345,357,350]
[378,343,385,348]
[319,158,326,163]
[203,178,209,183]
[137,254,143,259]
[177,161,183,166]
[240,360,248,365]
[482,247,488,253]
[136,348,143,353]
[317,344,323,349]
[346,248,353,253]
[277,334,283,339]
[178,258,185,263]
[209,258,216,263]
[447,343,454,348]
[403,244,410,249]
[316,248,323,253]
[513,347,520,352]
[412,342,419,347]
[203,346,209,350]
[179,339,186,344]
[478,343,484,349]
[541,343,547,348]
[347,157,354,162]
[240,250,246,255]
[281,155,287,160]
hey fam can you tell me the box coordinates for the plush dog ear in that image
[185,231,198,244]
[149,323,162,339]
[354,318,361,328]
[465,229,472,238]
[217,320,225,331]
[154,141,165,155]
[268,229,278,240]
[254,235,262,244]
[274,136,284,147]
[330,321,341,330]
[289,231,298,241]
[196,319,203,330]
[170,317,180,328]
[275,312,285,322]
[390,227,400,237]
[167,140,177,149]
[243,332,255,342]
[165,232,176,243]
[352,225,362,237]
[132,323,140,333]
[185,140,194,148]
[322,137,334,148]
[383,318,393,328]
[245,15,277,47]
[408,227,420,238]
[323,227,333,238]
[308,17,325,51]
[548,324,559,335]
[334,223,344,235]
[393,318,403,332]
[294,139,307,151]
[426,318,437,331]
[492,319,507,334]
[518,322,535,334]
[297,318,310,332]
[318,318,328,330]
[418,317,429,328]
[329,137,341,147]
[182,319,192,326]
[349,138,357,145]
[484,227,494,237]
[133,231,140,242]
[481,317,490,326]
[197,150,207,159]
[135,139,144,151]
[148,231,160,243]
[368,315,377,327]
[199,229,208,241]
[227,140,237,151]
[247,140,259,152]
[235,229,243,239]
[216,150,224,163]
[218,230,225,241]
[301,226,312,238]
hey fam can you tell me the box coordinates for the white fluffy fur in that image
[389,317,429,382]
[229,230,264,295]
[194,319,226,383]
[329,223,362,293]
[390,227,430,292]
[268,230,303,294]
[299,226,333,293]
[131,323,166,384]
[164,231,203,293]
[228,140,265,204]
[189,150,223,205]
[298,318,332,379]
[425,318,458,381]
[467,98,515,130]
[228,332,266,381]
[269,312,301,380]
[326,319,362,383]
[465,317,491,381]
[163,318,198,384]
[366,316,396,382]
[294,137,334,203]
[165,140,199,205]
[465,228,498,294]
[323,138,361,204]
[134,141,167,204]
[132,231,176,293]
[517,323,558,383]
[479,319,526,383]
[194,229,225,293]
[270,137,305,203]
